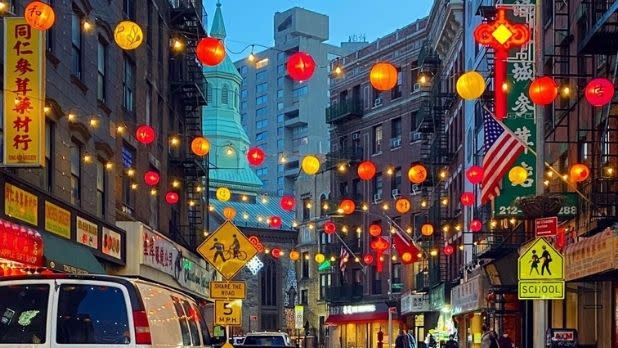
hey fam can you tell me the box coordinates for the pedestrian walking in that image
[395,330,406,348]
[481,326,499,348]
[498,333,514,348]
[407,330,417,348]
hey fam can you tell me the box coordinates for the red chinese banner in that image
[3,18,45,167]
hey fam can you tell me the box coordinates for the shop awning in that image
[565,227,617,281]
[41,232,105,274]
[325,312,394,325]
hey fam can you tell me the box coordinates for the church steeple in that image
[210,1,226,39]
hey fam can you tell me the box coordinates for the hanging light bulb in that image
[82,18,94,32]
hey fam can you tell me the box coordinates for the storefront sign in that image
[0,218,42,266]
[102,227,121,259]
[294,305,304,329]
[535,217,557,237]
[142,227,178,276]
[76,216,98,249]
[3,17,45,167]
[44,201,70,239]
[451,276,486,315]
[518,280,565,299]
[343,304,376,314]
[430,283,445,311]
[565,228,617,281]
[4,183,37,225]
[401,293,430,314]
[177,257,212,295]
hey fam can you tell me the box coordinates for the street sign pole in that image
[387,308,392,348]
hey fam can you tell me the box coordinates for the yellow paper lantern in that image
[216,187,231,202]
[289,250,300,261]
[421,224,434,236]
[370,62,398,91]
[408,164,428,184]
[508,166,528,185]
[191,137,210,156]
[314,253,325,264]
[223,206,237,220]
[301,155,320,175]
[456,71,486,100]
[114,20,144,50]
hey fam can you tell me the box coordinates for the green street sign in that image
[557,193,579,218]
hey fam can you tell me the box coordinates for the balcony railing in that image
[326,99,364,124]
[474,224,527,259]
[578,0,618,54]
[324,284,363,304]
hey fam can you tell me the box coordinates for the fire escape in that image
[544,0,618,232]
[169,0,208,249]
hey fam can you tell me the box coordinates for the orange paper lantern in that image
[196,37,225,66]
[370,62,398,91]
[339,199,356,215]
[223,207,237,220]
[289,250,300,261]
[570,163,590,182]
[528,76,558,105]
[408,164,428,184]
[369,224,382,237]
[25,1,56,31]
[357,161,377,181]
[395,197,411,214]
[421,224,434,236]
[191,137,210,156]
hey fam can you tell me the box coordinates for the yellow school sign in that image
[197,221,258,280]
[517,237,565,300]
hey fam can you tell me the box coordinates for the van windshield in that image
[244,336,286,346]
[0,284,50,344]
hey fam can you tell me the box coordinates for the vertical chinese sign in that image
[494,3,537,217]
[3,18,45,167]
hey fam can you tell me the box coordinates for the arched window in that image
[221,84,229,105]
[207,82,213,105]
[234,87,239,109]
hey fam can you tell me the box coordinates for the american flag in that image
[481,112,525,204]
[339,246,349,272]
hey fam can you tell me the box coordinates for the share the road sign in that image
[518,237,565,300]
[197,221,258,280]
[210,281,246,300]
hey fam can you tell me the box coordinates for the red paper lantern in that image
[247,147,266,166]
[466,166,484,184]
[363,254,374,265]
[286,52,316,81]
[369,62,398,91]
[443,244,455,256]
[135,125,156,145]
[269,216,282,228]
[585,78,615,106]
[460,192,475,206]
[369,224,382,237]
[324,221,336,235]
[25,1,56,31]
[370,237,390,272]
[570,163,590,182]
[339,199,356,215]
[271,248,282,259]
[165,191,179,205]
[144,170,160,186]
[528,76,558,105]
[357,161,377,181]
[196,37,225,66]
[470,219,482,232]
[280,195,296,211]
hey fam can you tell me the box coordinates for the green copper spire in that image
[210,1,226,39]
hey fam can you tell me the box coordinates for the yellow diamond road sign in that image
[517,237,564,280]
[197,221,258,280]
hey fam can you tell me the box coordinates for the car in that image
[0,274,213,347]
[229,336,245,345]
[241,332,294,347]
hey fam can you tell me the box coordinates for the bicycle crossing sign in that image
[197,221,258,280]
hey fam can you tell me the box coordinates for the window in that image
[145,83,152,125]
[277,102,284,111]
[261,260,278,306]
[277,77,284,89]
[96,160,106,217]
[277,114,284,123]
[302,197,311,221]
[302,252,310,277]
[70,140,81,205]
[391,68,403,99]
[44,121,53,192]
[241,101,247,111]
[170,296,198,345]
[146,0,152,47]
[277,89,284,98]
[97,39,107,102]
[256,70,267,81]
[56,285,129,344]
[293,86,308,97]
[278,51,286,62]
[256,82,268,94]
[239,65,248,76]
[123,0,135,19]
[277,139,284,149]
[392,263,402,293]
[277,64,285,75]
[122,143,136,210]
[391,117,402,140]
[319,274,332,300]
[256,167,269,176]
[256,95,268,105]
[46,0,54,52]
[71,11,82,78]
[373,125,383,154]
[123,56,135,112]
[278,164,284,174]
[149,187,158,228]
[372,267,382,294]
[256,119,269,129]
[300,290,308,305]
[0,284,50,344]
[392,167,402,193]
[277,127,284,136]
[240,89,247,99]
[256,108,267,117]
[256,132,267,141]
[373,173,383,199]
[221,84,229,105]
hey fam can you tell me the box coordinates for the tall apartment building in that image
[0,0,213,302]
[323,18,428,348]
[234,7,361,196]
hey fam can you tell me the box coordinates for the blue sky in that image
[210,0,434,60]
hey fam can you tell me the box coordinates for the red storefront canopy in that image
[325,311,397,325]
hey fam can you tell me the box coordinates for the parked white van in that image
[0,274,213,347]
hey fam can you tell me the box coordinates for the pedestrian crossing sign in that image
[197,221,258,280]
[517,237,564,280]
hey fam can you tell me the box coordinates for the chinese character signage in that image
[141,227,179,276]
[102,227,122,259]
[77,216,98,249]
[3,18,45,167]
[4,183,38,225]
[45,201,71,239]
[493,2,538,217]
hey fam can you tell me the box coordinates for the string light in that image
[382,203,389,211]
[68,113,77,122]
[341,226,349,233]
[83,154,93,163]
[126,168,136,177]
[430,249,438,256]
[169,136,180,147]
[386,167,394,176]
[603,165,615,177]
[337,163,347,172]
[361,203,369,211]
[458,245,464,251]
[131,183,138,190]
[195,186,203,193]
[406,227,412,234]
[0,2,8,13]
[441,197,449,206]
[44,106,51,113]
[172,180,181,188]
[420,199,428,208]
[117,125,126,134]
[89,117,99,128]
[82,18,94,32]
[308,223,315,230]
[171,37,185,53]
[208,205,214,211]
[241,195,248,202]
[150,189,157,196]
[543,180,550,186]
[439,169,448,179]
[355,227,362,234]
[105,162,114,170]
